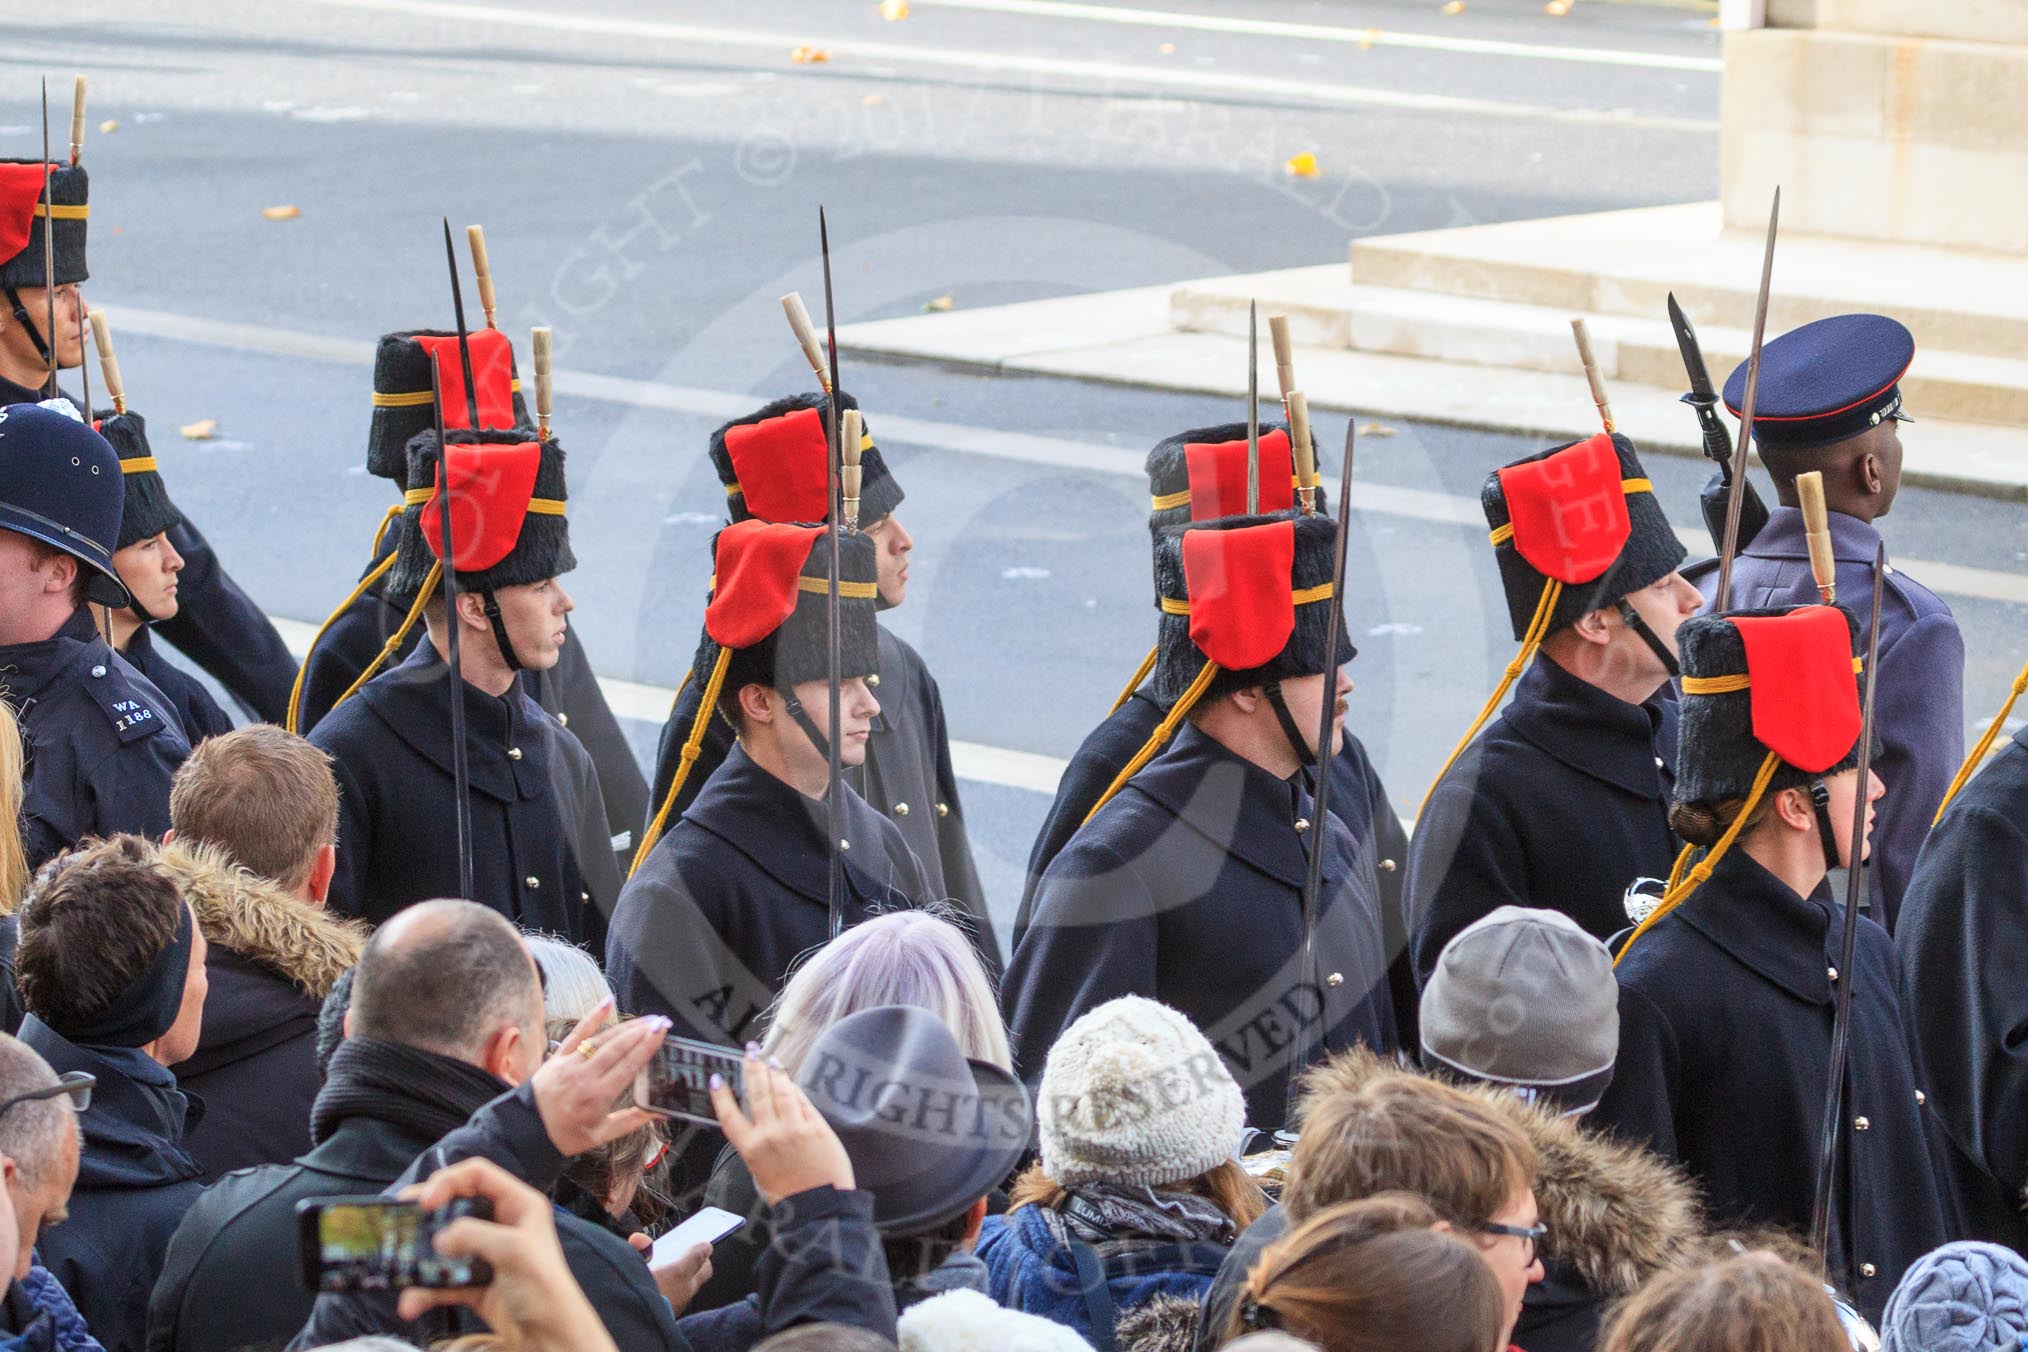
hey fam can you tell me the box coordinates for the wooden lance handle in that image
[1287,390,1318,513]
[1268,314,1296,409]
[89,308,125,415]
[840,408,863,528]
[1797,470,1836,603]
[466,225,498,330]
[780,292,832,393]
[1569,317,1615,433]
[69,76,86,165]
[531,326,553,440]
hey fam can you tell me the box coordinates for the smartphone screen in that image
[296,1196,495,1293]
[633,1035,746,1125]
[650,1206,746,1266]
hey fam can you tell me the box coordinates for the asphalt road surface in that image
[5,0,2022,943]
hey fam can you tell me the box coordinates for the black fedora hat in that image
[798,1005,1033,1236]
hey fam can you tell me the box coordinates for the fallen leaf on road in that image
[790,45,830,63]
[1357,28,1378,49]
[880,0,909,18]
[1544,0,1573,13]
[98,119,118,134]
[1157,42,1176,54]
[1284,151,1321,179]
[1441,1,1465,12]
[262,205,301,220]
[1357,421,1398,438]
[862,94,887,106]
[180,419,219,440]
[923,294,953,313]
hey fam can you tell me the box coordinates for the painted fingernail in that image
[744,1041,762,1058]
[596,995,615,1010]
[768,1056,784,1071]
[709,1073,725,1090]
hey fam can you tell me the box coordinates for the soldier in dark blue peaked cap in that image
[1683,312,1962,933]
[0,401,188,865]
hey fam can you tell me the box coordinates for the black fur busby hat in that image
[1674,603,1865,807]
[1481,432,1685,641]
[709,390,904,529]
[367,328,531,483]
[692,521,881,696]
[1145,421,1316,532]
[0,161,87,288]
[1152,511,1353,708]
[98,410,182,549]
[386,428,575,600]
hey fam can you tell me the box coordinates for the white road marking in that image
[908,0,1723,73]
[109,301,2028,609]
[291,0,1714,130]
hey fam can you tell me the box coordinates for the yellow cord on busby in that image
[633,647,732,875]
[1081,660,1221,826]
[1614,750,1782,968]
[1935,658,2028,824]
[285,505,404,734]
[326,561,442,715]
[1109,646,1158,716]
[1417,579,1564,820]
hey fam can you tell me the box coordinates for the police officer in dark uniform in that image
[1015,422,1407,960]
[1896,659,2028,1249]
[1685,314,1961,932]
[0,143,296,724]
[96,407,234,743]
[608,518,929,1049]
[290,327,647,871]
[1004,508,1399,1134]
[0,401,188,865]
[308,421,619,945]
[1595,602,1951,1323]
[1409,432,1700,980]
[640,391,992,964]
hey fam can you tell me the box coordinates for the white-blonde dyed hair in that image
[761,907,1010,1074]
[525,934,616,1024]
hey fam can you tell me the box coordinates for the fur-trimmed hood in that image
[157,841,365,999]
[1119,1292,1201,1352]
[1295,1047,1705,1298]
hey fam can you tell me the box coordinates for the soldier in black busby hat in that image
[1408,431,1701,980]
[0,400,189,864]
[307,422,620,945]
[608,517,930,1053]
[639,390,992,963]
[1003,510,1400,1134]
[1684,313,1961,932]
[1,128,298,727]
[1014,422,1408,964]
[1592,602,1951,1323]
[289,326,647,872]
[95,407,235,742]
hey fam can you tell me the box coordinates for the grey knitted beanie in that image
[1039,995,1244,1189]
[1882,1241,2028,1351]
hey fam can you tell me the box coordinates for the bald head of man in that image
[346,900,548,1087]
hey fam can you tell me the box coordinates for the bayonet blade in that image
[1666,291,1717,400]
[1716,187,1779,610]
[442,218,481,430]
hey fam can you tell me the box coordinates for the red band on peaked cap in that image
[1184,429,1294,521]
[420,441,541,573]
[0,163,57,263]
[1496,432,1632,585]
[724,406,832,523]
[706,520,826,649]
[1731,606,1862,773]
[415,330,517,434]
[1182,519,1297,671]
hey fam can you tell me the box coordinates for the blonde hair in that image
[1600,1251,1847,1352]
[760,908,1010,1074]
[0,702,25,913]
[1008,1157,1269,1230]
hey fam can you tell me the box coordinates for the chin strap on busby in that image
[1262,680,1317,770]
[1615,599,1680,678]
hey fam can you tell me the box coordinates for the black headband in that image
[65,904,196,1048]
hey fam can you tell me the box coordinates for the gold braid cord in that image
[1615,751,1782,968]
[632,647,731,875]
[285,507,403,733]
[1080,660,1220,826]
[1108,646,1158,716]
[1935,658,2028,824]
[1417,579,1563,820]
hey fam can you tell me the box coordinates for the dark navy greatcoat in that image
[308,642,618,946]
[1687,507,1962,931]
[121,626,235,744]
[1,607,189,867]
[1004,722,1401,1134]
[648,627,996,968]
[1595,848,1952,1322]
[1897,725,2028,1251]
[608,740,931,1050]
[1409,654,1678,982]
[295,559,648,876]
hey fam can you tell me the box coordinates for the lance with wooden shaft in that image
[819,208,846,939]
[1287,391,1318,516]
[466,225,499,331]
[1246,302,1260,515]
[532,327,553,441]
[841,408,864,531]
[437,220,480,900]
[1569,317,1615,433]
[89,309,125,415]
[40,81,58,398]
[69,77,85,167]
[1797,470,1836,605]
[1716,187,1780,611]
[781,292,832,394]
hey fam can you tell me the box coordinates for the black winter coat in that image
[649,628,996,967]
[1897,726,2028,1250]
[1409,654,1678,981]
[23,1021,204,1352]
[1,607,189,868]
[1005,723,1402,1135]
[1595,848,1953,1322]
[118,627,234,744]
[309,641,618,944]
